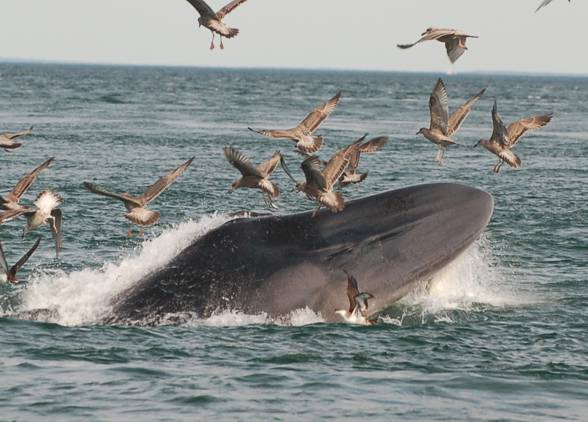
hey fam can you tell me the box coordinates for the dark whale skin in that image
[107,183,493,324]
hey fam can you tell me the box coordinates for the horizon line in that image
[1,57,587,79]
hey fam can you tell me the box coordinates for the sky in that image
[0,0,586,74]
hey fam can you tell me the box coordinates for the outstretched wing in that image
[0,241,8,274]
[345,271,360,313]
[50,209,62,259]
[140,157,194,205]
[301,156,327,190]
[257,151,282,178]
[397,28,457,49]
[216,0,248,19]
[185,0,216,17]
[490,100,510,146]
[247,127,298,141]
[448,88,486,135]
[5,126,33,140]
[11,237,42,279]
[298,92,342,134]
[0,209,27,224]
[429,79,449,134]
[7,157,55,203]
[83,182,141,207]
[323,150,351,190]
[359,136,388,154]
[506,114,553,147]
[444,38,466,64]
[224,147,262,178]
[536,0,555,12]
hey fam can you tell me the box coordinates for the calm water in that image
[0,63,587,420]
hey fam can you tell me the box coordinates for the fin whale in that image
[106,183,493,324]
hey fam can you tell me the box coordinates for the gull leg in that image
[220,36,225,50]
[435,147,444,166]
[493,159,503,173]
[210,32,215,50]
[139,228,145,237]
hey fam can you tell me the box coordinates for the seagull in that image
[398,28,478,64]
[475,100,552,173]
[0,238,41,284]
[185,0,248,50]
[1,157,54,212]
[295,140,361,217]
[0,126,33,152]
[21,190,63,258]
[84,157,194,236]
[248,92,342,155]
[335,270,376,325]
[536,0,570,12]
[339,136,388,187]
[224,147,295,209]
[417,78,486,165]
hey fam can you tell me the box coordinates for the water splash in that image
[14,214,230,326]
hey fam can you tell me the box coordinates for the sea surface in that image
[0,63,586,421]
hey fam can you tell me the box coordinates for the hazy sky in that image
[1,0,586,74]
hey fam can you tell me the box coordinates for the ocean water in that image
[0,63,586,420]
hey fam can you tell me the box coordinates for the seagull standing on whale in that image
[398,28,478,64]
[248,92,342,155]
[0,238,41,284]
[84,158,194,236]
[1,157,54,212]
[475,100,552,173]
[417,78,486,165]
[224,147,295,209]
[185,0,248,50]
[335,271,376,325]
[0,126,33,152]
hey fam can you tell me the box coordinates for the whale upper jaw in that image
[107,183,494,326]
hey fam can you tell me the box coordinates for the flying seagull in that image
[295,140,362,217]
[84,157,194,236]
[224,147,295,209]
[335,270,376,325]
[185,0,248,49]
[398,28,478,64]
[417,78,486,165]
[475,100,552,173]
[21,190,63,258]
[536,0,570,12]
[1,157,54,212]
[339,135,388,187]
[0,126,33,152]
[248,92,342,155]
[0,238,41,284]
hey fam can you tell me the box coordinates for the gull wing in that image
[256,151,282,178]
[50,209,62,258]
[0,209,27,224]
[224,147,263,178]
[83,182,142,207]
[216,0,248,19]
[397,28,457,49]
[301,156,327,190]
[0,241,8,274]
[185,0,216,17]
[359,136,388,154]
[140,157,194,205]
[429,79,449,135]
[490,100,510,147]
[247,127,299,141]
[7,157,55,203]
[444,38,466,64]
[4,126,33,140]
[506,114,553,147]
[345,271,360,313]
[10,237,42,280]
[448,88,486,136]
[536,0,555,12]
[298,92,342,134]
[323,150,351,190]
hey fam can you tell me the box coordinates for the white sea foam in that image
[17,214,230,326]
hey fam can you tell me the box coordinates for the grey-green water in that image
[0,63,587,420]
